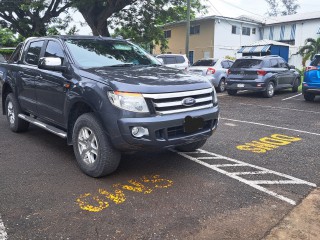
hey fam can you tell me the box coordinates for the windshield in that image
[65,39,160,68]
[192,59,216,66]
[232,59,262,69]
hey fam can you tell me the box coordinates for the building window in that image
[164,30,171,38]
[252,28,256,34]
[242,27,251,36]
[190,25,200,35]
[232,25,237,34]
[317,27,320,34]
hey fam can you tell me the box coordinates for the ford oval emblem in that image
[182,97,196,106]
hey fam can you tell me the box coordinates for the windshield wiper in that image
[108,63,134,67]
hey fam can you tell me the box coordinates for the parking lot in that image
[0,89,319,239]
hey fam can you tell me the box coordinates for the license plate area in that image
[184,116,205,133]
[237,84,245,88]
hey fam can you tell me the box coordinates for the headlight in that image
[212,87,218,104]
[108,91,149,113]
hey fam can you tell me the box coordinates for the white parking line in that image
[238,103,320,114]
[282,93,302,101]
[0,215,8,240]
[175,149,316,205]
[221,117,320,136]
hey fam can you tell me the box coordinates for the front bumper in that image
[111,106,219,151]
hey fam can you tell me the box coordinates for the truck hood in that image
[78,65,212,93]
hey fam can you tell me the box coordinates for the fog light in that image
[131,126,149,138]
[257,83,263,87]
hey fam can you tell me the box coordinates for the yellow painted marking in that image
[76,193,109,212]
[237,134,302,154]
[76,175,173,213]
[99,188,126,204]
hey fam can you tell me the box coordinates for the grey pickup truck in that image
[0,36,219,177]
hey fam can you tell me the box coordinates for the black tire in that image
[72,113,121,178]
[175,139,207,152]
[304,92,315,102]
[292,78,300,93]
[217,78,226,92]
[263,81,275,98]
[227,89,237,96]
[5,93,29,132]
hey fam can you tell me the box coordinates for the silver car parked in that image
[189,58,234,92]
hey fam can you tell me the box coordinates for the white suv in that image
[156,54,189,70]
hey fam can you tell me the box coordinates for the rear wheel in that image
[292,78,300,93]
[73,113,121,178]
[5,93,29,132]
[304,92,315,102]
[217,78,226,92]
[263,81,275,98]
[175,139,207,152]
[227,89,237,96]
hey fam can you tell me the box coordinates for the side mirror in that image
[289,65,296,70]
[38,57,66,72]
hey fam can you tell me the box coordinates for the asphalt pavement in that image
[0,89,319,239]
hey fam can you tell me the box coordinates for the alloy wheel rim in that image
[78,127,99,166]
[7,101,15,125]
[268,84,274,96]
[220,80,225,91]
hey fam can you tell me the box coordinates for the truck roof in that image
[26,35,125,42]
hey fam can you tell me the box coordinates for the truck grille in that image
[142,88,214,115]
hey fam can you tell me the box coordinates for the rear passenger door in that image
[17,40,45,114]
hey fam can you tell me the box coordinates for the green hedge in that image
[0,48,15,55]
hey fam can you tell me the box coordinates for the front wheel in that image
[227,89,237,96]
[217,78,226,92]
[175,139,207,152]
[5,93,29,132]
[72,113,121,178]
[263,82,275,98]
[304,92,315,102]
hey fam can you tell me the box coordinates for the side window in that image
[263,60,271,68]
[44,41,65,64]
[278,59,287,68]
[221,61,229,69]
[175,56,185,64]
[270,59,279,68]
[25,41,44,65]
[228,61,234,68]
[9,43,23,63]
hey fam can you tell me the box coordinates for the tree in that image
[298,37,320,66]
[113,0,206,52]
[265,0,299,16]
[73,0,206,38]
[0,0,73,37]
[73,0,136,36]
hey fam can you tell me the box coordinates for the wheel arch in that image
[2,82,13,115]
[67,101,94,145]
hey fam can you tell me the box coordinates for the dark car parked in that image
[303,54,320,101]
[0,36,219,178]
[226,56,301,98]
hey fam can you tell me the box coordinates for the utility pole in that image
[185,0,191,57]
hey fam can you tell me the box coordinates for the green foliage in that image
[265,0,299,16]
[112,0,207,52]
[0,48,15,55]
[298,37,320,66]
[225,55,236,61]
[0,28,21,47]
[0,0,73,37]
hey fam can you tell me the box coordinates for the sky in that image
[73,0,319,35]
